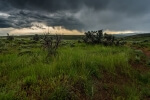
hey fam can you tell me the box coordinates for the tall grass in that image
[0,43,133,99]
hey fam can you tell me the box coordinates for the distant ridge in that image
[125,33,150,38]
[114,33,150,38]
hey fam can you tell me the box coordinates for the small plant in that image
[6,33,14,41]
[123,86,140,100]
[33,34,40,41]
[135,55,141,63]
[143,40,149,43]
[42,33,61,57]
[137,73,150,84]
[78,40,82,43]
[0,40,4,47]
[147,59,150,67]
[70,43,75,47]
[49,86,75,100]
[142,87,150,98]
[134,50,146,63]
[23,76,37,87]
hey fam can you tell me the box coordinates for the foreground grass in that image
[0,39,150,100]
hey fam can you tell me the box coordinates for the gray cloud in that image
[0,19,12,28]
[3,0,109,12]
[5,10,84,30]
[0,0,150,32]
[4,0,150,15]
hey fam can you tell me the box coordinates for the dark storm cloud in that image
[4,0,150,15]
[0,0,11,11]
[0,18,12,28]
[3,0,109,12]
[1,10,84,30]
[0,0,150,32]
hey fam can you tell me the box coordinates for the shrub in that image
[142,87,150,98]
[0,41,5,47]
[83,30,116,46]
[6,33,14,41]
[70,43,75,47]
[143,40,149,43]
[23,76,37,87]
[133,50,146,63]
[137,73,150,84]
[78,40,82,43]
[49,86,75,100]
[135,55,141,63]
[147,59,150,67]
[123,86,140,100]
[33,34,40,41]
[83,30,103,44]
[42,34,61,57]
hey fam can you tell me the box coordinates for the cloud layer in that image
[0,0,150,33]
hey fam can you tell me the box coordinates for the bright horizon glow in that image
[0,23,140,36]
[0,28,139,36]
[9,27,83,36]
[104,29,138,34]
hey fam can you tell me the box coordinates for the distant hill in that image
[128,33,150,37]
[113,33,142,38]
[114,33,150,38]
[124,33,150,41]
[0,35,84,40]
[1,33,150,40]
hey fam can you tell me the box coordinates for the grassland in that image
[0,34,150,100]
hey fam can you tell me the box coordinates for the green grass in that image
[0,38,150,99]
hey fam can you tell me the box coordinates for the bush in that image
[6,33,14,41]
[83,30,103,44]
[143,40,149,43]
[147,59,150,67]
[135,55,141,63]
[137,73,150,84]
[83,30,115,46]
[23,76,37,87]
[49,86,75,100]
[42,34,61,57]
[142,87,150,98]
[0,41,5,47]
[70,43,75,47]
[33,34,40,41]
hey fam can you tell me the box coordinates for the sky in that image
[0,0,150,35]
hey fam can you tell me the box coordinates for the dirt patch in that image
[130,61,150,73]
[130,47,150,73]
[141,48,150,58]
[93,71,133,100]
